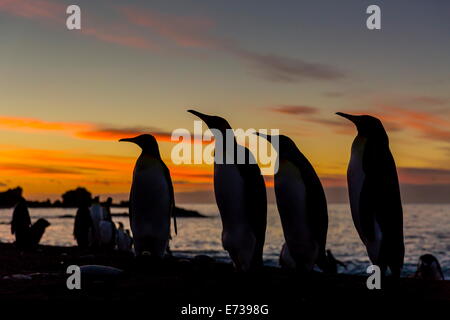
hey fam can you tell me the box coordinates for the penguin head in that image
[418,254,440,270]
[254,132,300,161]
[336,112,388,141]
[119,134,160,157]
[417,254,444,279]
[187,110,232,135]
[35,218,51,229]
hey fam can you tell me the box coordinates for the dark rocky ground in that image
[0,242,448,317]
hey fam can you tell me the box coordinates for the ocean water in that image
[0,204,448,278]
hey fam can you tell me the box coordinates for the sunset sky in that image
[1,0,449,203]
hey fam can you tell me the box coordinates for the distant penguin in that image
[120,134,176,257]
[256,133,328,272]
[29,218,50,248]
[89,197,103,248]
[188,110,267,271]
[337,112,404,277]
[11,197,31,249]
[116,222,133,252]
[74,203,93,249]
[99,220,116,249]
[99,198,117,250]
[414,254,445,280]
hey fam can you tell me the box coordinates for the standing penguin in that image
[188,110,267,271]
[11,197,31,250]
[120,134,176,257]
[336,112,404,277]
[74,200,93,249]
[256,133,328,272]
[116,222,133,253]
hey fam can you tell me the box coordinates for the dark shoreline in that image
[0,206,207,218]
[0,242,448,312]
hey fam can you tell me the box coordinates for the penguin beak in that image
[336,112,358,124]
[119,137,137,143]
[187,109,213,126]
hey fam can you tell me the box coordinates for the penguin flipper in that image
[162,162,177,235]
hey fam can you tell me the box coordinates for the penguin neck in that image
[214,134,240,164]
[356,130,389,145]
[140,148,162,160]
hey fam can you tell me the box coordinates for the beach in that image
[0,242,448,314]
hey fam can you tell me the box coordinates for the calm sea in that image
[0,204,448,278]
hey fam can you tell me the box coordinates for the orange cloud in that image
[0,115,178,142]
[398,167,450,185]
[0,144,216,197]
[0,115,87,132]
[380,107,450,141]
[0,115,213,144]
[75,128,174,143]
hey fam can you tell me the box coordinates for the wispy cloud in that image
[0,163,82,175]
[0,1,347,83]
[0,0,62,21]
[75,127,174,142]
[232,50,345,82]
[118,5,346,83]
[398,167,450,185]
[81,26,160,51]
[378,107,450,142]
[411,96,448,106]
[119,6,218,49]
[0,0,160,51]
[0,115,175,142]
[268,106,355,134]
[269,105,318,115]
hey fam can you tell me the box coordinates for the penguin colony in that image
[117,110,412,278]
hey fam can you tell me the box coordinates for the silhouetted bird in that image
[188,110,267,271]
[99,197,117,250]
[256,133,328,272]
[11,197,31,249]
[414,254,445,280]
[337,112,404,277]
[89,196,103,248]
[116,222,133,252]
[74,201,93,249]
[120,134,176,257]
[29,218,50,249]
